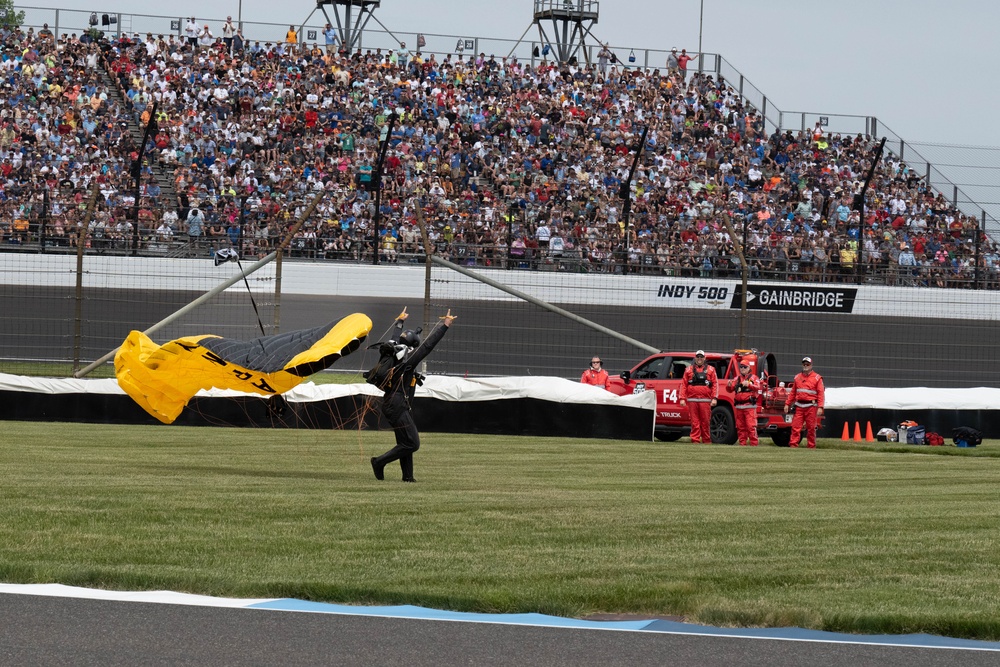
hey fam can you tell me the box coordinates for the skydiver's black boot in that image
[400,454,416,482]
[373,447,405,481]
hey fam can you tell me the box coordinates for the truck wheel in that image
[710,406,737,444]
[771,430,791,447]
[655,433,682,442]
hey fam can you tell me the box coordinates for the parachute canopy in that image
[115,312,372,424]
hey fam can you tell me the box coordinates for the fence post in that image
[39,188,49,253]
[974,210,985,289]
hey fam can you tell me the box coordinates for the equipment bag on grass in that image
[952,426,982,447]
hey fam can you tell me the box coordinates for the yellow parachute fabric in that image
[115,312,372,424]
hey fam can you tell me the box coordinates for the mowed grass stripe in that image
[1,421,998,640]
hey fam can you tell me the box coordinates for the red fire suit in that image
[727,372,761,446]
[785,370,825,448]
[580,368,610,389]
[680,362,718,443]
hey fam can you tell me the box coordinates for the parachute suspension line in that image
[355,307,407,374]
[235,258,268,349]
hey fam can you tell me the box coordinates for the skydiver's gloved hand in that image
[392,307,409,334]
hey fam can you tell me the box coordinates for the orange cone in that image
[841,422,850,440]
[865,421,874,442]
[853,422,862,442]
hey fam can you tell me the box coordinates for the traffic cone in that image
[853,422,862,442]
[841,422,850,440]
[865,422,874,442]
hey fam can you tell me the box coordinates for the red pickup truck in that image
[606,349,799,445]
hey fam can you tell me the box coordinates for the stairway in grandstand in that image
[95,65,178,212]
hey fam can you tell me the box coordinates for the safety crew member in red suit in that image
[784,356,825,448]
[580,356,610,388]
[727,360,760,446]
[679,350,718,443]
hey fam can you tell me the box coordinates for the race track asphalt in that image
[2,591,998,667]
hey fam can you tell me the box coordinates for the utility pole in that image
[698,0,704,57]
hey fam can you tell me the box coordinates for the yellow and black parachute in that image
[115,313,372,424]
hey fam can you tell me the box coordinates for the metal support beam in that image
[431,255,659,355]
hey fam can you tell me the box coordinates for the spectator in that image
[395,41,409,69]
[185,17,198,48]
[222,16,236,53]
[197,24,214,50]
[323,23,338,55]
[597,43,611,75]
[187,207,205,248]
[677,48,697,80]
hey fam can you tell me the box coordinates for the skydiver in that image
[371,308,456,482]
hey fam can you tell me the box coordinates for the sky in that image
[16,1,1000,148]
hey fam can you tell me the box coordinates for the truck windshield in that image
[634,357,669,380]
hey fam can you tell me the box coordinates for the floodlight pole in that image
[370,111,397,266]
[131,101,158,257]
[617,124,649,272]
[854,137,886,285]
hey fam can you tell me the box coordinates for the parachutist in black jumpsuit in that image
[371,315,453,482]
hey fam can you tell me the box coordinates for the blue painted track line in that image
[251,598,1000,652]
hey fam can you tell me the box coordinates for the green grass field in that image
[1,421,998,640]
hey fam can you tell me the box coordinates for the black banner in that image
[730,284,858,313]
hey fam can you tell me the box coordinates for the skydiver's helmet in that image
[398,329,421,348]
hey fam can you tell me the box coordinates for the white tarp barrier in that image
[0,373,655,410]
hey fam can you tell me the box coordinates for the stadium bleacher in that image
[1,24,997,288]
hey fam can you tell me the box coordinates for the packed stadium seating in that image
[1,24,997,288]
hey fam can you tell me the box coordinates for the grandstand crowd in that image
[1,21,998,289]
